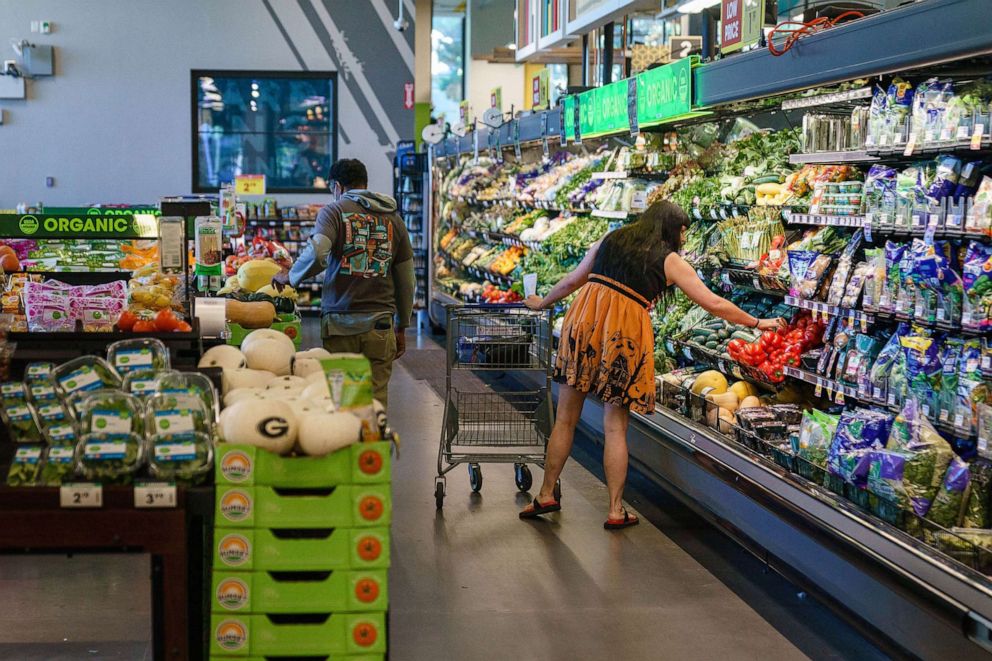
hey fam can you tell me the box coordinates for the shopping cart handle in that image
[455,302,531,310]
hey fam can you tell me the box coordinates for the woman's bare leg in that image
[536,384,586,503]
[602,403,631,519]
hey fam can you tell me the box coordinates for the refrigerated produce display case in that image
[427,1,992,656]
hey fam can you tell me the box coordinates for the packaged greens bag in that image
[881,242,906,312]
[828,409,894,486]
[935,528,992,574]
[954,339,989,436]
[865,399,954,517]
[937,339,964,426]
[927,456,970,529]
[900,335,942,420]
[963,458,992,528]
[796,409,840,470]
[962,241,992,329]
[6,445,43,486]
[868,323,909,403]
[40,444,76,486]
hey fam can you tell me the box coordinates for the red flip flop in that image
[519,497,561,519]
[604,508,639,530]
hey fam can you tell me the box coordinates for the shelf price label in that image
[60,482,103,508]
[972,124,985,150]
[512,119,522,160]
[134,482,178,508]
[234,175,266,196]
[627,78,639,137]
[903,133,917,157]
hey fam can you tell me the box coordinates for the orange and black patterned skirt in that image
[553,274,655,414]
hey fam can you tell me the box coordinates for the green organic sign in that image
[45,206,162,216]
[562,58,695,140]
[636,57,693,129]
[0,214,160,239]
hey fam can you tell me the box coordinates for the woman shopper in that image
[521,200,786,529]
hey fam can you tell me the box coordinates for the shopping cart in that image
[435,303,558,509]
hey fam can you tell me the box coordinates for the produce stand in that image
[0,443,213,661]
[427,1,992,655]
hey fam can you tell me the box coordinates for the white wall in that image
[0,0,416,208]
[466,59,525,123]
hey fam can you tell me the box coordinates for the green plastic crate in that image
[210,613,386,657]
[211,570,388,614]
[227,313,302,349]
[214,527,390,571]
[211,657,383,661]
[215,442,392,487]
[216,485,391,529]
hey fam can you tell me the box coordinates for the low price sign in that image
[721,0,764,54]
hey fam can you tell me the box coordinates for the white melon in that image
[266,375,306,392]
[302,380,331,401]
[222,368,276,395]
[241,328,295,355]
[220,399,298,454]
[292,348,332,378]
[198,345,247,370]
[298,411,362,456]
[223,387,264,408]
[244,338,295,376]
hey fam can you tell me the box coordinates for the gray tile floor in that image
[0,331,885,660]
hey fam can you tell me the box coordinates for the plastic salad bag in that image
[828,409,894,486]
[927,456,970,529]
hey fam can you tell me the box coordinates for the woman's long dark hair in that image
[596,200,688,300]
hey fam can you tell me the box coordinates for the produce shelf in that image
[788,151,879,165]
[783,296,873,327]
[669,338,780,388]
[717,267,788,297]
[781,87,874,111]
[786,213,867,228]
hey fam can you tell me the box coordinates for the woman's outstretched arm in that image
[665,253,785,330]
[524,240,602,311]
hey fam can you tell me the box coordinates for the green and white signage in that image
[562,58,697,140]
[0,213,160,239]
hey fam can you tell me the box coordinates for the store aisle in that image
[387,340,854,661]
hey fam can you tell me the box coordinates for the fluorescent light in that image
[678,0,720,13]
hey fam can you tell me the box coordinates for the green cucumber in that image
[752,174,783,185]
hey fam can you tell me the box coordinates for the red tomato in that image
[175,321,192,333]
[117,311,138,332]
[155,309,180,332]
[133,319,157,333]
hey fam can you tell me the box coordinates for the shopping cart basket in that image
[435,303,558,509]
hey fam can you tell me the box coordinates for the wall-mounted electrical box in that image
[0,76,26,99]
[24,45,54,77]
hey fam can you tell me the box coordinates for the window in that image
[192,70,337,193]
[431,14,465,126]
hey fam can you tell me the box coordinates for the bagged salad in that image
[828,409,894,486]
[52,356,121,399]
[926,456,971,529]
[964,459,992,529]
[795,409,839,471]
[962,240,992,329]
[6,445,44,486]
[107,338,170,375]
[74,390,145,484]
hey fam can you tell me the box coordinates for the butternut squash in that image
[226,299,276,329]
[706,390,739,413]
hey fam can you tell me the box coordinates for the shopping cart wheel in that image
[553,479,562,502]
[435,479,445,509]
[468,463,483,492]
[514,463,533,492]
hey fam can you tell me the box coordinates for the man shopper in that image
[273,158,415,405]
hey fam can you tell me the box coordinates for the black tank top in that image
[590,230,670,303]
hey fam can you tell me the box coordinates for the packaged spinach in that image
[24,361,55,384]
[148,432,213,483]
[0,381,27,406]
[927,456,971,529]
[28,380,58,406]
[937,339,964,427]
[868,323,908,402]
[796,409,839,469]
[962,241,992,330]
[43,421,77,447]
[35,400,69,428]
[122,369,178,400]
[954,339,988,436]
[52,356,121,399]
[881,242,906,313]
[40,444,77,486]
[156,372,218,424]
[3,401,43,443]
[6,445,43,486]
[963,458,992,529]
[145,392,210,437]
[866,399,953,518]
[75,391,145,484]
[107,338,170,375]
[828,409,894,486]
[900,335,942,420]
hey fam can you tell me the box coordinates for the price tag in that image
[940,127,953,142]
[134,482,178,509]
[911,213,924,228]
[752,277,761,290]
[573,96,582,145]
[878,134,889,146]
[873,386,883,401]
[473,130,480,162]
[717,359,727,373]
[60,483,103,508]
[815,381,823,398]
[540,112,550,159]
[955,412,966,429]
[694,208,702,220]
[972,124,985,150]
[721,271,732,286]
[924,223,937,243]
[983,354,992,371]
[683,346,693,360]
[924,130,936,145]
[860,316,869,333]
[512,120,522,159]
[903,133,917,156]
[957,125,971,140]
[836,390,846,405]
[863,218,873,242]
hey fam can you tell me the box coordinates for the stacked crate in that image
[210,442,391,659]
